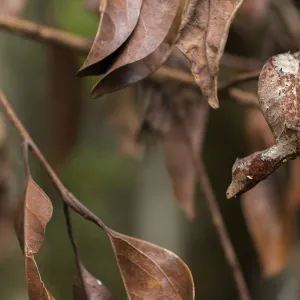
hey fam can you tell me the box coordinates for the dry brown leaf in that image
[176,0,244,108]
[0,0,27,16]
[14,175,54,300]
[74,259,114,300]
[242,180,293,277]
[241,109,294,277]
[85,0,185,98]
[84,0,101,15]
[79,0,143,76]
[106,228,195,300]
[140,85,208,220]
[62,202,113,300]
[107,87,143,158]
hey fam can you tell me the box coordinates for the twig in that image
[229,88,260,108]
[24,128,85,285]
[0,91,106,230]
[180,101,251,300]
[197,161,251,300]
[63,202,86,281]
[63,203,80,255]
[0,15,260,90]
[0,16,92,54]
[62,202,88,294]
[152,65,196,85]
[218,70,261,90]
[0,13,253,299]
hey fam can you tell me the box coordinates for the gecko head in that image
[226,157,257,199]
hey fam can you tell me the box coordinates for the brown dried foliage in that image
[107,87,143,158]
[6,0,296,298]
[140,83,208,220]
[106,228,195,300]
[79,0,245,108]
[14,172,54,300]
[73,258,114,300]
[79,0,143,76]
[0,89,195,300]
[176,0,244,108]
[241,109,294,277]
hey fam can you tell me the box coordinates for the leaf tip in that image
[91,83,105,99]
[182,203,196,221]
[91,90,100,99]
[208,96,219,109]
[76,63,90,77]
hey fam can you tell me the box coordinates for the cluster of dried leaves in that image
[82,0,300,286]
[79,0,249,222]
[1,1,197,299]
[3,0,300,298]
[80,0,245,109]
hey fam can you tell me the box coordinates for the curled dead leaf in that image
[105,228,195,300]
[89,0,185,98]
[140,85,208,220]
[62,201,113,300]
[241,109,294,277]
[74,259,114,300]
[242,181,293,277]
[176,0,244,108]
[79,0,143,76]
[14,175,54,300]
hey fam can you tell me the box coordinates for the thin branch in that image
[197,160,251,300]
[180,101,251,300]
[0,13,253,299]
[0,16,92,54]
[0,91,106,230]
[150,64,196,85]
[229,88,260,108]
[24,130,84,281]
[218,70,261,90]
[63,202,80,255]
[0,15,260,90]
[62,202,88,294]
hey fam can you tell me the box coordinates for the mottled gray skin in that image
[227,52,300,199]
[259,52,300,139]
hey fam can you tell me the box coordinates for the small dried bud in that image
[227,51,300,199]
